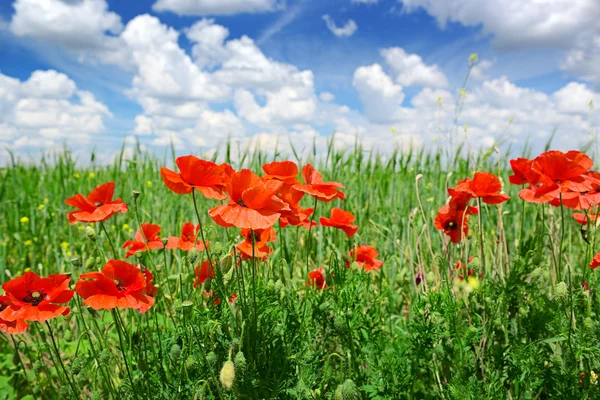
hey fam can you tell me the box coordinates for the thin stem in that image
[100,221,117,259]
[477,198,486,274]
[45,321,80,398]
[191,190,215,269]
[305,196,319,276]
[111,309,139,400]
[11,336,35,398]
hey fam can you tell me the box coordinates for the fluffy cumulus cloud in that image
[10,0,129,65]
[322,15,358,38]
[380,47,449,88]
[398,0,600,83]
[152,0,284,16]
[350,55,600,152]
[0,70,111,152]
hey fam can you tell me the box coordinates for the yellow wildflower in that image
[20,217,29,224]
[24,240,32,246]
[38,204,45,210]
[74,173,80,179]
[89,172,96,179]
[146,180,153,187]
[61,242,70,250]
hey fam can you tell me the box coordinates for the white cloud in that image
[10,0,128,66]
[0,69,111,151]
[471,58,494,81]
[380,47,449,88]
[319,92,335,102]
[153,0,284,16]
[322,15,358,38]
[398,0,600,83]
[352,64,405,123]
[398,0,600,49]
[553,82,597,114]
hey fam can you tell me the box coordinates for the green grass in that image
[1,142,600,399]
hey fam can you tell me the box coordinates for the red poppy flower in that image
[450,172,510,205]
[161,155,234,199]
[236,227,276,260]
[573,210,600,226]
[65,182,128,224]
[204,290,237,306]
[0,272,73,323]
[262,161,299,185]
[209,169,290,230]
[76,260,154,312]
[320,208,358,237]
[141,267,158,297]
[123,223,164,258]
[166,222,208,252]
[519,150,596,204]
[293,164,345,202]
[347,245,383,271]
[307,267,327,289]
[508,158,541,187]
[455,256,475,270]
[0,296,28,334]
[590,253,600,270]
[193,260,215,289]
[434,196,478,243]
[548,171,600,210]
[276,183,316,229]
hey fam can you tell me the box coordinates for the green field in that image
[1,142,600,399]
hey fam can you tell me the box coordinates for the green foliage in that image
[1,144,600,399]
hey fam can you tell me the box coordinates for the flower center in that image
[23,290,45,306]
[237,199,247,208]
[94,201,104,207]
[114,279,126,291]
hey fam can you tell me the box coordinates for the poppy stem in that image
[44,321,80,399]
[191,190,216,273]
[10,336,35,398]
[477,198,486,275]
[111,309,139,400]
[305,196,319,276]
[100,221,118,259]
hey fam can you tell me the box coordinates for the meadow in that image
[1,138,600,400]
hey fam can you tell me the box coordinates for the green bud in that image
[221,254,233,273]
[206,351,217,367]
[426,271,435,283]
[169,344,181,362]
[555,282,568,300]
[138,358,149,372]
[204,277,212,292]
[85,226,96,241]
[63,329,73,342]
[132,190,141,199]
[99,349,111,364]
[234,351,246,372]
[71,356,83,375]
[335,379,360,400]
[85,257,95,270]
[584,317,595,330]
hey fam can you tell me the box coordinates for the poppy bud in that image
[584,317,595,330]
[138,358,148,372]
[170,344,181,362]
[85,257,95,270]
[221,254,233,274]
[334,379,360,400]
[204,277,212,292]
[219,360,235,390]
[206,351,217,366]
[71,356,83,375]
[63,329,73,342]
[99,349,111,364]
[555,282,568,300]
[234,351,246,373]
[85,226,96,241]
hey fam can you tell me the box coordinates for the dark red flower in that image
[123,223,164,258]
[0,295,28,334]
[76,260,154,312]
[307,267,327,289]
[166,222,208,252]
[293,164,345,202]
[161,155,234,199]
[347,245,383,271]
[320,208,358,237]
[236,227,276,261]
[0,272,73,323]
[209,169,290,230]
[193,260,215,289]
[65,182,128,224]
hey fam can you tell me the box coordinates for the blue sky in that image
[0,0,599,164]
